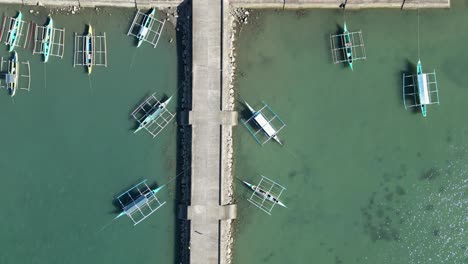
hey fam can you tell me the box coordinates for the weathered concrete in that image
[1,0,182,7]
[189,0,237,263]
[230,0,450,8]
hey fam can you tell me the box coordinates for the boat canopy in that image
[417,73,431,105]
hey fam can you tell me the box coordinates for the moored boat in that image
[343,22,353,70]
[43,17,53,63]
[84,25,93,74]
[137,8,155,47]
[245,101,282,145]
[134,96,173,133]
[6,51,19,97]
[7,11,22,52]
[242,180,286,208]
[114,185,164,220]
[417,60,429,117]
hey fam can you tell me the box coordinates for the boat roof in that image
[418,73,431,104]
[254,113,277,137]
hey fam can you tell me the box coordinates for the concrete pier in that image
[230,0,450,8]
[187,0,238,263]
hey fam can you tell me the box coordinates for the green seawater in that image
[0,5,178,264]
[233,1,468,264]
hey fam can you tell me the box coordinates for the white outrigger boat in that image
[242,180,286,208]
[244,101,282,145]
[134,96,173,133]
[6,51,19,97]
[136,8,155,47]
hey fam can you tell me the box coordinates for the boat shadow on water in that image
[400,59,421,115]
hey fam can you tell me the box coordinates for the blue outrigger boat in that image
[114,179,166,225]
[7,12,22,52]
[134,96,172,133]
[136,8,155,47]
[42,17,53,63]
[343,22,353,70]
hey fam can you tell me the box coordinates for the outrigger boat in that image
[417,59,429,117]
[7,11,22,52]
[242,180,286,208]
[114,185,165,220]
[42,17,53,63]
[84,25,93,74]
[134,96,173,133]
[136,8,155,47]
[6,51,19,97]
[245,101,282,145]
[343,22,353,70]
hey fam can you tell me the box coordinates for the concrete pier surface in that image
[188,0,238,263]
[230,0,450,8]
[0,0,182,8]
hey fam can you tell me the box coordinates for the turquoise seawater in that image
[233,1,467,264]
[0,5,178,264]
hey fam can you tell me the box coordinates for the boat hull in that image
[416,60,427,117]
[85,25,93,74]
[343,22,353,70]
[8,12,22,52]
[43,17,53,63]
[8,52,19,97]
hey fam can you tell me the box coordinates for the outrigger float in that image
[114,179,166,225]
[0,52,31,96]
[1,12,31,52]
[242,101,286,146]
[402,60,439,117]
[73,25,107,74]
[33,16,65,63]
[242,175,286,215]
[330,22,366,70]
[131,93,175,138]
[127,8,166,48]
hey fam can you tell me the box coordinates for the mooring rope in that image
[417,0,421,58]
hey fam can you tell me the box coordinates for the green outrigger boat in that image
[42,17,53,63]
[136,8,155,47]
[343,22,353,70]
[6,51,19,97]
[7,11,22,52]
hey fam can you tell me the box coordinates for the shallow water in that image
[233,2,468,263]
[0,5,178,264]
